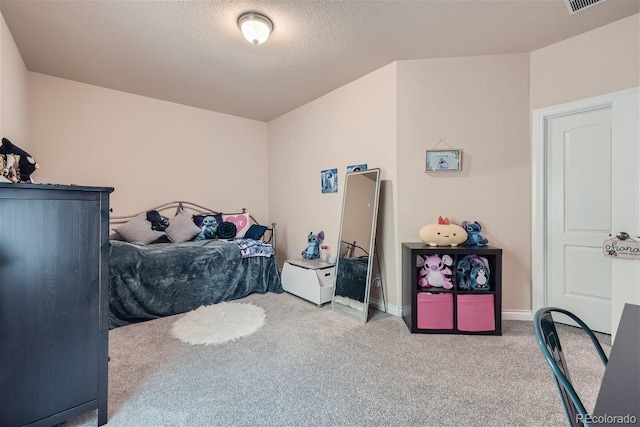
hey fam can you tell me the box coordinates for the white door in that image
[547,107,613,333]
[540,89,639,337]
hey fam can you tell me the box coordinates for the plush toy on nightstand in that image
[302,231,325,260]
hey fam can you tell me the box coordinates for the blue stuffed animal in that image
[456,254,490,290]
[302,231,325,260]
[456,256,473,290]
[194,215,220,241]
[461,221,489,246]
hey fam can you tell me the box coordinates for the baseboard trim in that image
[369,298,402,316]
[370,301,533,322]
[502,310,533,321]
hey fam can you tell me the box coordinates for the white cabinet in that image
[282,259,335,306]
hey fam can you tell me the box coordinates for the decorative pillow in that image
[217,221,237,240]
[193,214,223,240]
[222,213,251,238]
[244,224,268,240]
[114,213,165,245]
[165,210,202,243]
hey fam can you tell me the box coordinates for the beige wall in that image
[27,73,271,223]
[0,12,29,151]
[268,64,398,307]
[397,54,531,311]
[531,14,639,110]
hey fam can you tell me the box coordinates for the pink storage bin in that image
[457,294,495,332]
[417,293,453,330]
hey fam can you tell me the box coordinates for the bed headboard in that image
[109,200,276,250]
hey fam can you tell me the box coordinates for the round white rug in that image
[171,302,266,346]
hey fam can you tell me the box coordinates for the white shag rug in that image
[171,302,266,346]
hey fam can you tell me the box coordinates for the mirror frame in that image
[331,168,381,323]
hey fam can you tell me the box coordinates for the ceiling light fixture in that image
[238,12,273,45]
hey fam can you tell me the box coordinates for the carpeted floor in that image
[66,291,610,427]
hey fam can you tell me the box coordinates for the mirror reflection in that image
[332,168,381,323]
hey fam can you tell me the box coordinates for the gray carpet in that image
[66,292,610,427]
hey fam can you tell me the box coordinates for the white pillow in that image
[114,213,165,245]
[165,210,202,243]
[222,213,251,238]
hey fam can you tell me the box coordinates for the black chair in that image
[534,307,608,427]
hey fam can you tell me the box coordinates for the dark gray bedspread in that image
[109,240,282,329]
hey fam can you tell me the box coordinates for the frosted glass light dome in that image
[238,12,273,45]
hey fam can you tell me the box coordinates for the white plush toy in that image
[419,216,467,247]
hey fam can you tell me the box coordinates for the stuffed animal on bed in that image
[417,254,454,289]
[461,221,489,246]
[194,215,221,241]
[302,231,325,260]
[418,216,467,247]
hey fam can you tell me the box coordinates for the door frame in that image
[531,87,639,316]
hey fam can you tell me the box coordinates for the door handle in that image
[616,231,630,240]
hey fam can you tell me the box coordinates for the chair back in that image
[534,307,608,427]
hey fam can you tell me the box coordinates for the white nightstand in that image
[282,259,335,306]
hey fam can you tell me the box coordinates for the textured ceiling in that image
[1,1,638,122]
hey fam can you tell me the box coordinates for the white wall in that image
[397,54,531,311]
[268,64,398,307]
[531,13,639,110]
[27,73,271,224]
[0,12,29,151]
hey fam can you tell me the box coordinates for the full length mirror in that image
[331,168,381,323]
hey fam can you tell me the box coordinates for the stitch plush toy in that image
[194,215,221,241]
[461,221,489,246]
[302,231,325,260]
[456,256,474,290]
[456,254,490,290]
[417,254,454,289]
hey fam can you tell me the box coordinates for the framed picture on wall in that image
[347,163,367,173]
[321,168,338,193]
[425,149,462,172]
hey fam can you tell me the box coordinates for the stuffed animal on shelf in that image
[417,254,454,289]
[461,221,489,246]
[302,231,325,260]
[418,216,467,247]
[471,265,490,291]
[456,256,473,290]
[456,254,490,290]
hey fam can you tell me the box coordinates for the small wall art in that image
[347,163,367,173]
[426,149,461,172]
[321,168,338,193]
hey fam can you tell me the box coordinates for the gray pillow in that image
[165,210,202,243]
[114,213,165,245]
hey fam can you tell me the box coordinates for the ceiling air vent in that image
[565,0,606,14]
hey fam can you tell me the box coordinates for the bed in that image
[108,201,282,329]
